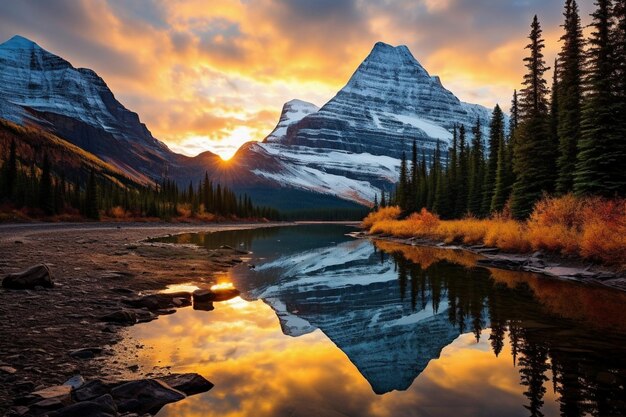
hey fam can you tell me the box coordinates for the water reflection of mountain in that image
[235,237,626,416]
[236,239,482,394]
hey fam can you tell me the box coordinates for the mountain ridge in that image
[0,35,500,210]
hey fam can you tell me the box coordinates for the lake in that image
[122,224,626,417]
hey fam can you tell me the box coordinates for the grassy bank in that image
[363,195,626,269]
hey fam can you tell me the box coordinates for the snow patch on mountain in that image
[249,142,401,204]
[0,35,170,156]
[264,99,319,143]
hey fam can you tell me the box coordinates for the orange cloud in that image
[0,0,596,158]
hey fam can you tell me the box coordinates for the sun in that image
[170,126,259,160]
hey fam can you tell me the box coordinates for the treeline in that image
[384,0,626,219]
[0,140,279,221]
[280,207,370,221]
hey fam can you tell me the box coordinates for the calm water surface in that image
[129,225,626,417]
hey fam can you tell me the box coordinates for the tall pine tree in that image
[2,139,17,199]
[556,0,584,194]
[482,105,505,214]
[397,150,409,210]
[575,0,626,196]
[468,118,485,217]
[85,169,100,220]
[511,15,555,219]
[39,153,54,215]
[491,131,512,213]
[454,125,469,217]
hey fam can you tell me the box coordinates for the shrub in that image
[364,195,626,268]
[362,206,402,230]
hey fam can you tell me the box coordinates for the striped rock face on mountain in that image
[232,42,494,206]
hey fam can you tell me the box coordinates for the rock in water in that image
[69,348,103,360]
[47,394,118,417]
[158,373,214,396]
[99,310,137,325]
[123,292,192,311]
[193,288,240,303]
[2,264,53,289]
[72,380,112,402]
[111,379,186,414]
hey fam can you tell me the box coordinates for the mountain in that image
[263,99,319,143]
[233,238,480,394]
[0,36,499,211]
[233,42,495,204]
[0,35,219,184]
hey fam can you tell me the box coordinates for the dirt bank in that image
[0,222,285,414]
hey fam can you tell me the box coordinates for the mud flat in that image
[0,222,283,415]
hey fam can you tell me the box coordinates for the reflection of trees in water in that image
[383,246,626,417]
[157,227,281,251]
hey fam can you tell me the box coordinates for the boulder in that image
[69,347,103,359]
[193,287,240,303]
[63,375,85,389]
[123,292,192,311]
[111,379,186,414]
[100,310,137,326]
[193,300,214,312]
[73,380,112,402]
[31,385,72,402]
[158,373,214,396]
[2,265,53,289]
[29,398,65,414]
[0,365,17,374]
[48,394,118,417]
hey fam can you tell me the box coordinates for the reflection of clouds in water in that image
[129,299,554,417]
[128,228,626,417]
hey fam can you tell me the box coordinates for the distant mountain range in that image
[0,35,497,211]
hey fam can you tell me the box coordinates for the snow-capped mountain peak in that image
[238,42,496,205]
[264,99,319,143]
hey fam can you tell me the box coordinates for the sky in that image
[0,0,595,160]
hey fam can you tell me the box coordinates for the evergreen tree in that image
[482,105,505,214]
[510,90,520,137]
[446,126,459,216]
[511,15,555,219]
[409,139,419,212]
[454,125,469,217]
[468,118,485,217]
[556,0,585,194]
[615,0,626,112]
[418,152,428,210]
[39,153,54,215]
[575,0,625,196]
[397,151,409,210]
[433,141,450,216]
[615,1,626,194]
[427,143,441,211]
[550,58,560,173]
[491,132,512,213]
[85,169,100,220]
[2,139,17,199]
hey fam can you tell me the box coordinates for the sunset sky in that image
[0,0,595,159]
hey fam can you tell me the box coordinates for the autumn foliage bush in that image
[362,206,402,229]
[365,195,626,268]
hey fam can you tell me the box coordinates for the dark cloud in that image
[0,0,146,79]
[106,0,169,29]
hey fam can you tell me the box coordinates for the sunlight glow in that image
[210,282,235,291]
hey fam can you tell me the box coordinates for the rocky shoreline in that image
[0,222,282,416]
[353,231,626,292]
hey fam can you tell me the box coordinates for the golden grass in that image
[364,195,626,269]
